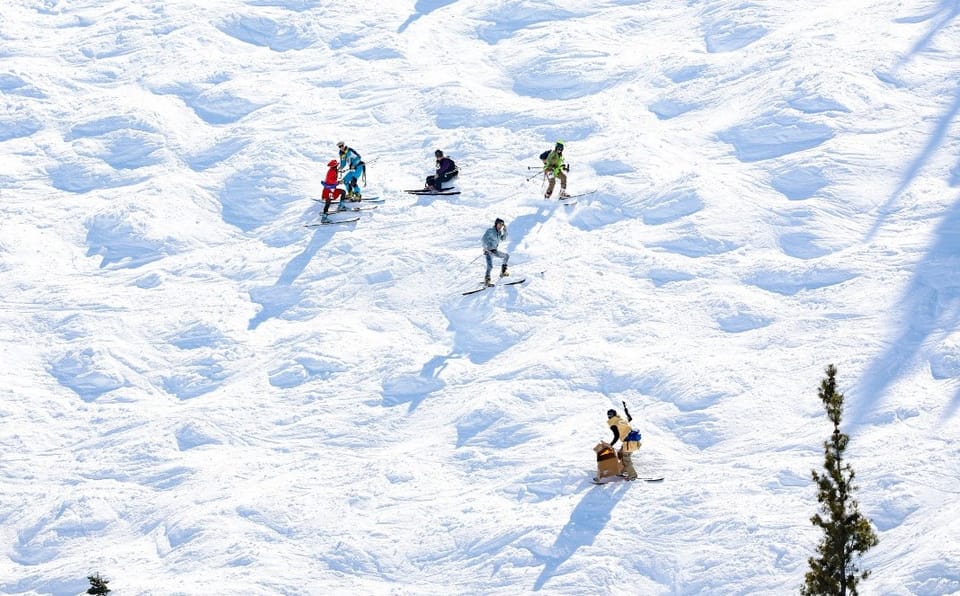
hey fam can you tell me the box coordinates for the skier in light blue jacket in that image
[481,218,510,286]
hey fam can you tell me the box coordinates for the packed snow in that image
[1,0,959,594]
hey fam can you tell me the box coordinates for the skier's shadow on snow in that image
[381,352,455,413]
[504,204,555,258]
[532,482,631,591]
[247,226,337,330]
[383,204,559,411]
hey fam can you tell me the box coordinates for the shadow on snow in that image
[531,482,631,591]
[854,193,960,425]
[248,227,335,330]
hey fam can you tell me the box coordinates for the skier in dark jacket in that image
[425,149,459,191]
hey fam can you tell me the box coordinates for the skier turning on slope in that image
[604,404,640,481]
[320,159,346,223]
[481,218,509,287]
[542,141,569,199]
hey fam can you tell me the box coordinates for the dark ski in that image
[404,189,461,195]
[305,216,360,227]
[462,278,526,295]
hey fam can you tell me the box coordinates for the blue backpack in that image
[625,429,641,442]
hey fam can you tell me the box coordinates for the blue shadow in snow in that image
[868,3,959,238]
[717,114,834,162]
[866,84,960,241]
[48,348,126,402]
[85,212,167,269]
[892,1,960,70]
[854,193,960,425]
[248,228,334,330]
[398,0,458,33]
[533,483,631,591]
[217,14,313,51]
[381,352,456,413]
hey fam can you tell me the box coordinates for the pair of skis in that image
[462,278,526,295]
[306,197,382,226]
[550,190,595,206]
[311,196,382,208]
[305,217,360,227]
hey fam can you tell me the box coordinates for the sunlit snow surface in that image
[1,0,959,594]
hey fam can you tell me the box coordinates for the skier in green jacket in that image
[542,141,569,199]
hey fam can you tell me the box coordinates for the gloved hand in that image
[563,164,570,172]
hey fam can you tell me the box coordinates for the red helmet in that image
[327,159,338,167]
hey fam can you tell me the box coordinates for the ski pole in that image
[455,251,484,279]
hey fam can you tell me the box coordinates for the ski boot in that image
[484,275,493,287]
[320,214,331,224]
[558,189,570,199]
[500,264,509,278]
[337,199,347,212]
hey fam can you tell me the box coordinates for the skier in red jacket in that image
[320,159,346,223]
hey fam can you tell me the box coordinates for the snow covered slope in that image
[1,0,958,593]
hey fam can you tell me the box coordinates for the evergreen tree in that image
[802,364,879,596]
[87,572,111,595]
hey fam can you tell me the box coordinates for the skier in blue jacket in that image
[481,218,509,286]
[337,141,365,200]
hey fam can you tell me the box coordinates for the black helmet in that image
[555,140,564,150]
[494,218,505,226]
[607,409,617,418]
[435,149,444,158]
